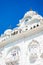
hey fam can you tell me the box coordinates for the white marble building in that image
[0,10,43,65]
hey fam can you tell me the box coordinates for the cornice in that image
[0,24,43,48]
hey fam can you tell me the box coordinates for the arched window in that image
[6,46,20,65]
[28,40,39,53]
[24,16,32,24]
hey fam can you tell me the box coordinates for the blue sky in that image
[0,0,43,34]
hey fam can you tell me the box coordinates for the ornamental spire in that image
[8,24,12,29]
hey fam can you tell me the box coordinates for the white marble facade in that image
[0,10,43,65]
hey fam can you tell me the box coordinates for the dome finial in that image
[30,8,33,11]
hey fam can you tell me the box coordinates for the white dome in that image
[24,11,37,18]
[4,29,12,35]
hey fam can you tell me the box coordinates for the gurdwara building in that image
[0,10,43,65]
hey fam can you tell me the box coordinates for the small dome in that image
[4,29,12,35]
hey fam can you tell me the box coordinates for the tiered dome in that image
[18,10,43,28]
